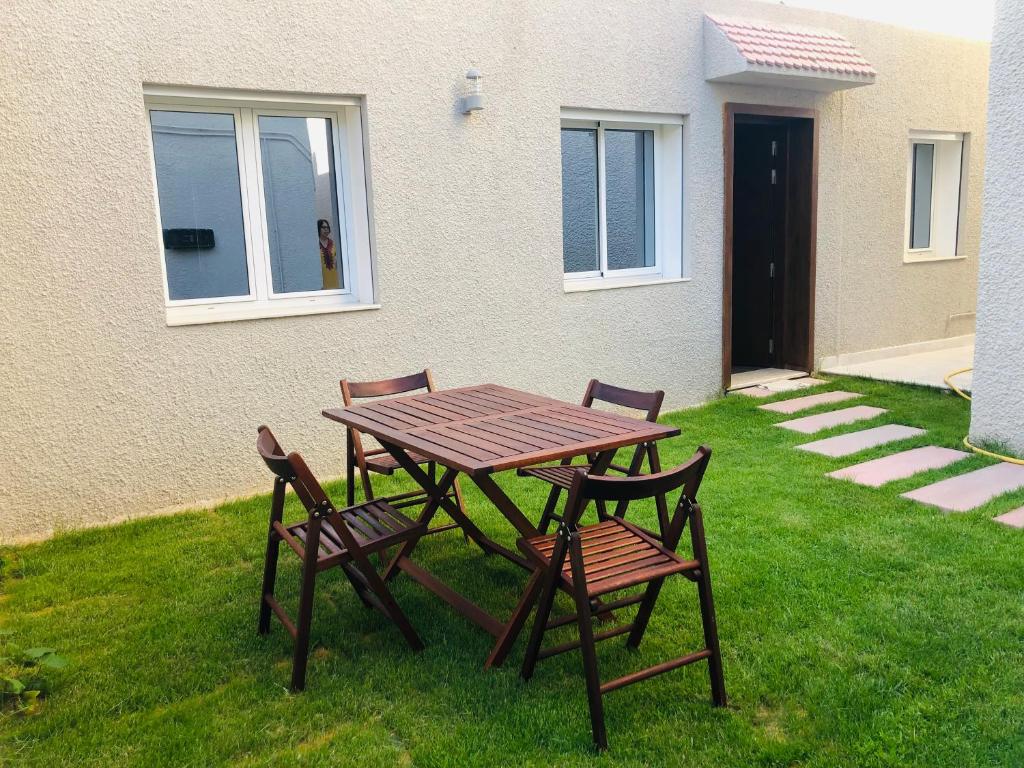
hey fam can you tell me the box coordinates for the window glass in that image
[150,110,250,300]
[910,142,934,249]
[258,116,344,293]
[605,129,655,270]
[560,128,600,273]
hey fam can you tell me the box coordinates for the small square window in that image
[559,111,685,290]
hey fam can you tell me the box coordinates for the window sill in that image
[563,275,689,294]
[903,251,969,264]
[166,300,380,326]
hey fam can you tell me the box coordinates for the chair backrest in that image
[256,425,331,514]
[341,369,434,404]
[564,446,712,550]
[582,379,665,422]
[257,425,367,556]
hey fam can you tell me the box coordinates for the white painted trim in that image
[818,333,975,370]
[561,107,685,125]
[903,251,969,264]
[142,84,361,108]
[909,129,960,142]
[563,276,690,293]
[166,300,380,326]
[596,122,610,274]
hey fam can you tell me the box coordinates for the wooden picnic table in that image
[322,383,679,664]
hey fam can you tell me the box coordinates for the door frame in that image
[722,103,819,390]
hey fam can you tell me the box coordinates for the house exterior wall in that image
[969,0,1024,457]
[0,0,989,542]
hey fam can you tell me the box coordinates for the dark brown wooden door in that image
[731,122,787,369]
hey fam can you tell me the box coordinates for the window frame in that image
[560,109,686,291]
[904,130,968,264]
[908,141,935,252]
[144,86,376,325]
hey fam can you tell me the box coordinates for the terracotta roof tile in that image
[706,14,876,77]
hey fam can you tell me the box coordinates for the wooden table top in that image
[323,384,679,477]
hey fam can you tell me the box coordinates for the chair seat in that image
[518,519,699,597]
[286,500,423,565]
[365,451,431,475]
[518,463,594,489]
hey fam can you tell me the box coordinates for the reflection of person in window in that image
[318,219,340,290]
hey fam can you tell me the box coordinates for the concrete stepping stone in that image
[994,507,1024,528]
[775,405,887,434]
[764,376,829,392]
[799,424,924,457]
[731,386,774,398]
[760,390,862,415]
[828,445,968,485]
[902,462,1024,512]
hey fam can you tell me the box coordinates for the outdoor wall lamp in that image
[461,68,484,114]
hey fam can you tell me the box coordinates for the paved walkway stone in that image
[828,445,968,485]
[994,507,1024,528]
[760,390,862,415]
[902,463,1024,512]
[799,424,924,457]
[775,405,887,434]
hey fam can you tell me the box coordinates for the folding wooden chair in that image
[518,379,669,537]
[256,426,425,691]
[341,370,466,537]
[514,446,726,750]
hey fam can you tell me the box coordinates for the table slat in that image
[323,384,677,476]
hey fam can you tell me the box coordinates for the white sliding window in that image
[145,87,375,325]
[560,110,685,290]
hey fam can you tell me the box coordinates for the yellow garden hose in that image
[944,367,1024,465]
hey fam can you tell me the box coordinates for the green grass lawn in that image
[2,377,1023,767]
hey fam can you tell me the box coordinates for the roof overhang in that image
[704,14,876,93]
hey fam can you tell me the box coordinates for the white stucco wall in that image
[969,0,1024,457]
[0,0,989,542]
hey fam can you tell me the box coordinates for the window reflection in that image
[258,115,344,293]
[150,110,251,300]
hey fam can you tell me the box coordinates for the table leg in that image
[588,450,617,524]
[382,466,458,581]
[485,566,544,669]
[470,473,540,539]
[376,442,532,641]
[378,440,533,568]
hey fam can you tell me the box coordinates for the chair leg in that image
[346,428,356,507]
[258,537,281,635]
[625,577,666,650]
[569,533,608,751]
[258,478,286,635]
[339,563,375,609]
[290,561,318,692]
[690,505,727,707]
[521,533,569,681]
[697,569,727,707]
[356,556,424,651]
[360,465,375,504]
[536,485,563,535]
